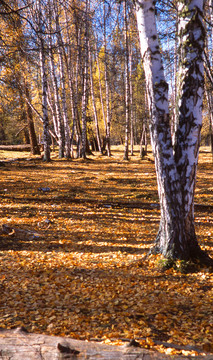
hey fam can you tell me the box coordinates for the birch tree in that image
[47,2,64,158]
[104,2,112,157]
[80,0,89,159]
[135,0,213,265]
[53,0,71,159]
[129,44,135,156]
[89,39,102,153]
[35,0,51,162]
[204,0,213,159]
[123,0,130,160]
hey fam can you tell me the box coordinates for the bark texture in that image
[135,0,212,263]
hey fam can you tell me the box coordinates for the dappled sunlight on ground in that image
[0,146,212,356]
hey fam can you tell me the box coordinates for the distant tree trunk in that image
[95,36,107,132]
[63,3,77,158]
[47,7,64,158]
[18,86,30,144]
[54,0,71,159]
[89,40,102,153]
[129,44,134,156]
[47,81,57,139]
[36,0,50,162]
[140,121,147,159]
[104,3,111,157]
[81,0,89,159]
[136,0,212,264]
[123,0,130,160]
[24,82,40,155]
[75,28,82,158]
[40,46,51,162]
[10,0,40,155]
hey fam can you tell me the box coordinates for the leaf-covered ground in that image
[0,146,213,357]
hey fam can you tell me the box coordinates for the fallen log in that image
[0,144,43,152]
[1,224,41,241]
[0,327,212,360]
[0,144,32,151]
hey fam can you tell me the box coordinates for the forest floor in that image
[0,145,212,357]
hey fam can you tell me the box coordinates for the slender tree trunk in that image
[40,42,51,162]
[24,82,40,155]
[129,45,134,156]
[81,0,89,159]
[36,0,50,162]
[140,100,148,160]
[95,37,107,132]
[144,87,148,155]
[47,82,59,143]
[89,40,102,153]
[11,0,40,155]
[47,8,64,158]
[63,2,77,158]
[54,1,71,159]
[19,90,30,144]
[74,28,82,158]
[104,3,111,157]
[123,0,130,160]
[136,0,212,263]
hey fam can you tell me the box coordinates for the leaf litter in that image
[0,146,213,356]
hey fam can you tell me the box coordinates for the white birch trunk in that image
[172,12,178,143]
[123,0,130,161]
[81,0,89,159]
[129,45,134,156]
[136,0,182,257]
[47,8,64,158]
[54,5,71,159]
[206,0,213,159]
[104,3,111,157]
[40,47,50,161]
[36,0,50,162]
[136,0,211,263]
[205,86,213,160]
[174,0,206,251]
[47,83,59,142]
[95,37,107,132]
[89,40,102,153]
[75,28,82,158]
[63,2,77,158]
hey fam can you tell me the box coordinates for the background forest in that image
[0,0,212,160]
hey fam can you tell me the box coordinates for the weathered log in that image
[0,144,32,151]
[0,328,212,360]
[0,144,43,152]
[1,224,41,241]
